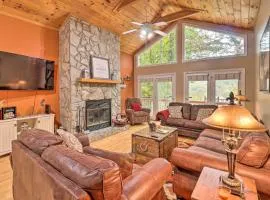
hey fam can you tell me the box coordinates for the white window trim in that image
[184,68,245,105]
[135,26,178,68]
[182,23,248,63]
[137,73,176,116]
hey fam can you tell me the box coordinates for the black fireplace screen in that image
[85,99,111,131]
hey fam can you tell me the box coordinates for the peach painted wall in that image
[120,52,134,111]
[254,0,270,129]
[0,14,59,121]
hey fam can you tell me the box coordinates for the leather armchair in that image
[125,98,150,125]
[12,129,172,200]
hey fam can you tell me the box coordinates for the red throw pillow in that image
[131,103,142,111]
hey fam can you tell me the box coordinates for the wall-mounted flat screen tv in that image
[0,51,54,90]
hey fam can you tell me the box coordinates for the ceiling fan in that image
[122,1,201,40]
[123,21,168,40]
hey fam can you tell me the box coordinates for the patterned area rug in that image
[178,136,196,148]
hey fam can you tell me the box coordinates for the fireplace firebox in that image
[85,99,111,131]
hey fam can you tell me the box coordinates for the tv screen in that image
[0,51,54,90]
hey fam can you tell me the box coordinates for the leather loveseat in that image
[170,129,270,200]
[159,102,217,138]
[11,129,172,200]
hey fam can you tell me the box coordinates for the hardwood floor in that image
[0,124,148,200]
[0,156,13,200]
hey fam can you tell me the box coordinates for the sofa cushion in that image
[263,158,270,170]
[196,108,214,121]
[184,120,208,130]
[168,102,192,119]
[200,129,223,140]
[166,118,190,127]
[237,133,270,168]
[133,111,148,117]
[83,146,135,180]
[169,105,183,118]
[42,145,122,200]
[194,136,226,154]
[57,129,83,153]
[190,105,217,120]
[18,129,63,156]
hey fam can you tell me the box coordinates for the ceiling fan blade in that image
[131,21,143,26]
[122,29,137,35]
[153,10,199,24]
[153,22,168,27]
[154,30,167,37]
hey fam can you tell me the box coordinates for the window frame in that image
[135,26,178,68]
[184,68,245,105]
[182,23,248,63]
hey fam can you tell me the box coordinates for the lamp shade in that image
[235,94,248,102]
[203,105,266,132]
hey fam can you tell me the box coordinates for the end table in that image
[191,167,258,200]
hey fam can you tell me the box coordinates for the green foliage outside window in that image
[141,82,153,98]
[184,25,245,61]
[138,29,177,66]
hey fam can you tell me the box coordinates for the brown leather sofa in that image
[125,98,151,125]
[160,102,217,138]
[11,129,172,200]
[170,129,270,200]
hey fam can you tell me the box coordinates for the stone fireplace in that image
[86,99,111,131]
[59,16,121,138]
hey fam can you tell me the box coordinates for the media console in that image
[0,114,54,156]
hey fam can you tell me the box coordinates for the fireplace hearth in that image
[86,99,111,131]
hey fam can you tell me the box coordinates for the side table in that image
[191,167,258,200]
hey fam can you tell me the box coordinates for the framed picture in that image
[2,106,16,120]
[259,17,270,92]
[90,56,110,79]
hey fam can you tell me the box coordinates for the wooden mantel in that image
[79,78,121,84]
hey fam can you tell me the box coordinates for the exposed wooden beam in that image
[153,9,200,23]
[113,0,138,12]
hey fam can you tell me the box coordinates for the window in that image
[140,80,154,115]
[188,81,208,103]
[185,69,244,104]
[184,24,246,62]
[215,79,239,103]
[137,28,177,67]
[186,74,208,103]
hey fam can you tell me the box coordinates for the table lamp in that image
[203,93,266,190]
[235,90,249,106]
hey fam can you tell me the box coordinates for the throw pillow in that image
[237,134,270,168]
[57,129,83,153]
[168,106,183,118]
[196,108,214,121]
[131,102,142,111]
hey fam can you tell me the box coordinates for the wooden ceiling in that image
[0,0,261,55]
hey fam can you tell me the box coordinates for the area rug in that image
[178,136,195,148]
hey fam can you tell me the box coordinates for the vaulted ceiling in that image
[0,0,261,54]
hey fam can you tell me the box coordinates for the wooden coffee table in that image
[132,126,178,164]
[191,167,258,200]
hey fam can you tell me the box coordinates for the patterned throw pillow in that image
[196,108,214,121]
[57,129,83,153]
[168,106,183,118]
